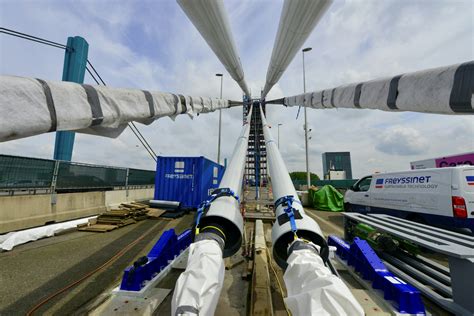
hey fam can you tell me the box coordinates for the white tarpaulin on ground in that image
[284,248,364,316]
[172,239,224,315]
[0,216,95,251]
[280,61,474,115]
[262,0,332,97]
[178,0,250,96]
[0,75,237,142]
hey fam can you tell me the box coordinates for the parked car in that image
[344,166,474,233]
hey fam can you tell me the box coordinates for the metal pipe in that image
[195,105,253,257]
[259,105,327,269]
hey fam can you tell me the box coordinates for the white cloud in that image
[375,126,428,156]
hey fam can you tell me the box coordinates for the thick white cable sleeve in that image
[172,239,224,316]
[177,0,250,96]
[280,61,474,115]
[0,75,236,142]
[284,249,364,316]
[262,0,332,97]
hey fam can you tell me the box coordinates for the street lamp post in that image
[216,73,223,164]
[277,123,283,149]
[302,47,312,189]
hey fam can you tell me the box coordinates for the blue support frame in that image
[53,36,89,161]
[328,235,426,315]
[120,229,192,291]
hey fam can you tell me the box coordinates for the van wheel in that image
[344,203,353,212]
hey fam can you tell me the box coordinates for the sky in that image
[0,0,473,178]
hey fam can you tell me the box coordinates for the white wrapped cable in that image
[0,75,239,142]
[262,0,332,97]
[192,105,253,258]
[277,61,474,115]
[260,105,327,269]
[284,244,364,316]
[177,0,250,96]
[172,239,225,316]
[260,105,363,315]
[171,107,253,315]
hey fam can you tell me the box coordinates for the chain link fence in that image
[0,154,155,192]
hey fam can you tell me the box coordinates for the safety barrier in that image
[0,154,155,191]
[120,229,192,291]
[328,235,426,315]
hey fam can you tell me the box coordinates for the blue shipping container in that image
[154,156,225,209]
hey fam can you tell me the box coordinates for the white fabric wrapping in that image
[0,75,231,142]
[172,239,224,316]
[284,249,364,316]
[262,0,332,97]
[177,0,250,96]
[283,61,474,115]
[0,216,96,251]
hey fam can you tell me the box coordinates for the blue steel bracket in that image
[120,229,192,291]
[328,235,426,315]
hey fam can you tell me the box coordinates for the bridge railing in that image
[0,154,155,193]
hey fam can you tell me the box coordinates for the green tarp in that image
[309,185,344,212]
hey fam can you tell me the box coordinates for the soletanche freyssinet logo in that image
[467,176,474,186]
[375,178,384,188]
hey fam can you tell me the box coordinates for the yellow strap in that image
[201,225,227,241]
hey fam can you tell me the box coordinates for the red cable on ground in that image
[26,222,161,316]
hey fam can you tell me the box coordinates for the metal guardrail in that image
[0,154,155,193]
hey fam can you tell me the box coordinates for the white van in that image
[344,166,474,233]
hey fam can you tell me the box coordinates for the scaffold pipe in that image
[260,105,364,315]
[172,106,253,315]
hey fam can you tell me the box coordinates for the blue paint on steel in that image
[53,36,89,161]
[120,229,192,291]
[154,156,224,209]
[328,236,426,315]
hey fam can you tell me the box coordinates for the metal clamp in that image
[194,187,240,236]
[274,195,301,238]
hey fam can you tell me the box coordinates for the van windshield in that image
[355,176,372,191]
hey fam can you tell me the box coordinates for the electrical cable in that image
[85,60,158,160]
[85,62,158,162]
[0,27,69,50]
[26,221,165,316]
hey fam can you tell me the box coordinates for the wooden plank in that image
[78,224,117,232]
[251,220,273,316]
[147,208,166,219]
